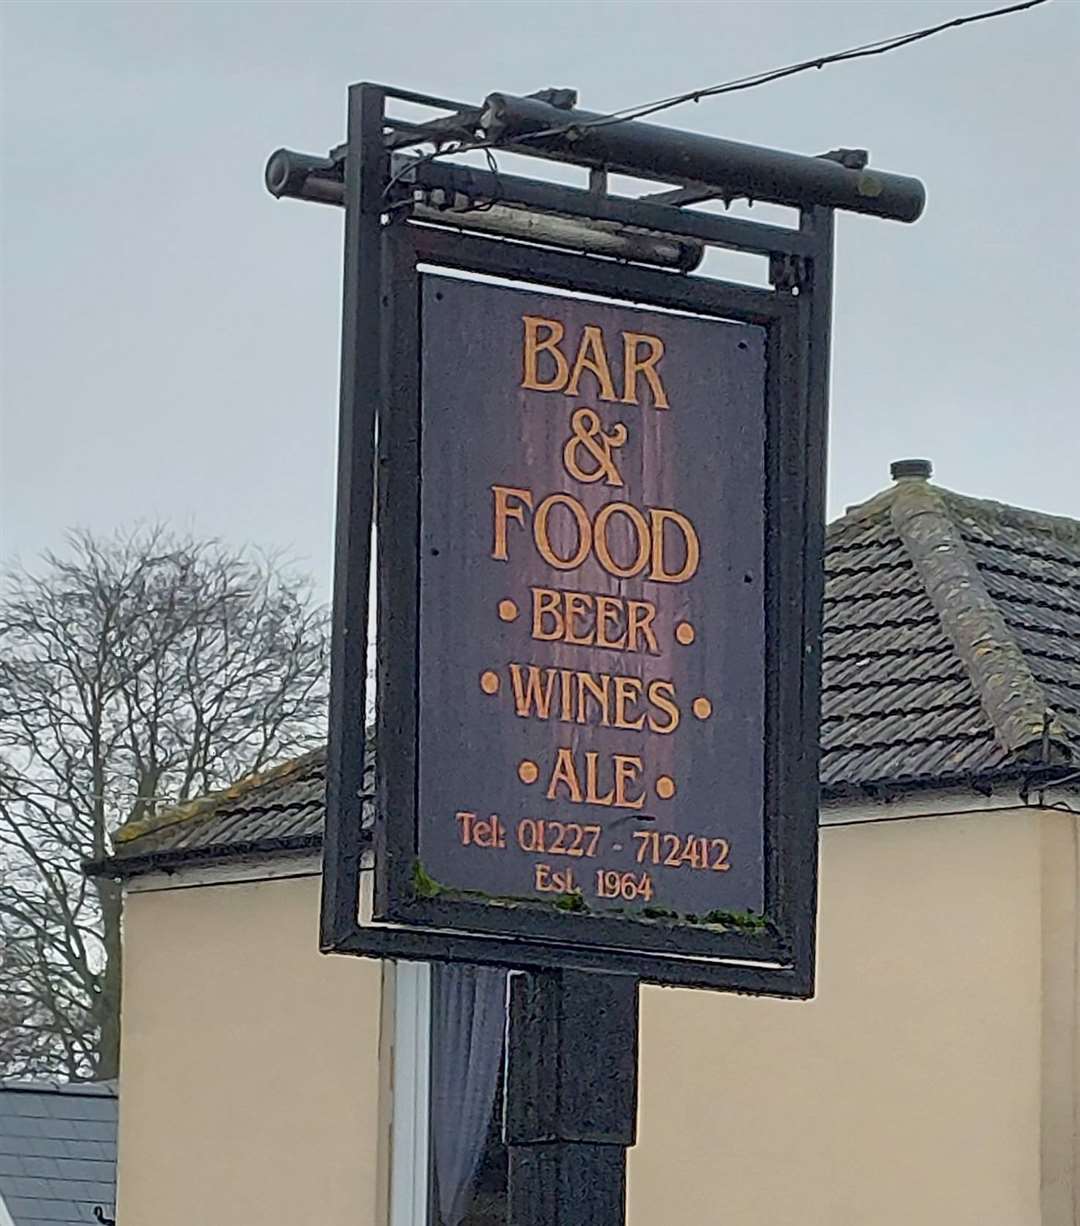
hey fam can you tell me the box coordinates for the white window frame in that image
[389,961,432,1226]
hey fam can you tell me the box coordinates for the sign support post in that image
[506,970,639,1226]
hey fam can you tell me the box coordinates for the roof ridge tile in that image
[890,480,1073,765]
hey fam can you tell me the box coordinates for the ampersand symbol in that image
[562,407,628,487]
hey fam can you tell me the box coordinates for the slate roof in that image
[0,1081,116,1226]
[88,465,1080,879]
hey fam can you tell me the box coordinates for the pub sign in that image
[336,226,820,994]
[421,277,765,918]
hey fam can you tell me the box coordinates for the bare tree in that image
[0,527,328,1080]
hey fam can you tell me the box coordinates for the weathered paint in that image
[417,275,767,918]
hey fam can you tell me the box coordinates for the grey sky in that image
[2,0,1077,597]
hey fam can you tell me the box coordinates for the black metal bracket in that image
[266,82,923,275]
[270,80,843,995]
[769,252,810,293]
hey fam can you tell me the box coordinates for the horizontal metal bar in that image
[482,92,926,223]
[410,156,810,256]
[331,924,805,995]
[417,204,704,269]
[384,112,482,152]
[639,181,728,207]
[265,147,811,259]
[404,225,791,326]
[371,82,474,112]
[266,151,702,268]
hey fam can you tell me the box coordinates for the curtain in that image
[430,964,507,1226]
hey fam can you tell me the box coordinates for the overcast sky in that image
[2,0,1077,595]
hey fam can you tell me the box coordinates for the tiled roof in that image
[823,472,1078,791]
[91,468,1080,877]
[106,749,350,862]
[0,1081,117,1226]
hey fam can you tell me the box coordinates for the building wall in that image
[1039,810,1080,1224]
[631,809,1060,1226]
[117,808,1078,1226]
[116,871,384,1226]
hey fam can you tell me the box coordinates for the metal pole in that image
[505,970,639,1226]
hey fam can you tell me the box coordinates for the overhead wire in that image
[381,0,1050,201]
[511,0,1052,143]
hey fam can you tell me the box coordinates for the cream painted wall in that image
[117,873,384,1226]
[1039,811,1080,1224]
[631,810,1052,1226]
[117,808,1078,1226]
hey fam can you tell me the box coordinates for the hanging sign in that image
[343,225,820,994]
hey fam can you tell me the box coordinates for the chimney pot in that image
[891,458,933,482]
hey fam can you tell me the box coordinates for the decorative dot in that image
[692,697,712,720]
[518,760,539,785]
[498,599,519,622]
[656,775,676,800]
[675,621,695,645]
[480,670,500,695]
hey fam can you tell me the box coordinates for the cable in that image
[510,0,1052,145]
[381,0,1049,200]
[382,140,489,200]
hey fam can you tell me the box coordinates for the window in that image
[429,964,509,1226]
[388,962,510,1226]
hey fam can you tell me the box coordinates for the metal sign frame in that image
[318,82,834,996]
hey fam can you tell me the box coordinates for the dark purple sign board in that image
[335,226,821,995]
[418,276,765,919]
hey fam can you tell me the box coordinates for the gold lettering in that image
[547,747,583,804]
[491,485,533,561]
[534,493,591,571]
[621,332,669,409]
[627,600,659,654]
[594,502,650,579]
[522,316,569,391]
[647,679,680,734]
[531,587,564,641]
[613,676,645,731]
[527,588,659,654]
[509,664,557,719]
[584,751,615,806]
[563,591,592,646]
[613,755,646,809]
[649,507,700,584]
[565,324,618,402]
[547,750,645,810]
[576,672,610,726]
[535,863,575,893]
[594,595,626,650]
